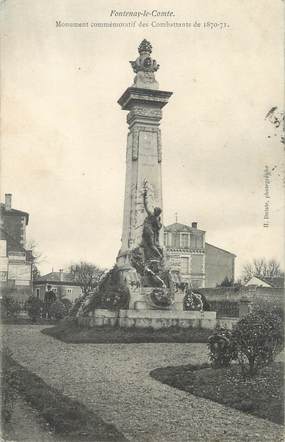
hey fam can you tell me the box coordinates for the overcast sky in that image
[1,0,284,278]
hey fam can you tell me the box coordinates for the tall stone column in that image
[117,40,172,268]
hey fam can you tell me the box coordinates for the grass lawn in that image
[150,362,284,425]
[1,348,126,441]
[42,320,213,343]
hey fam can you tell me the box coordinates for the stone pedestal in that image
[83,309,217,330]
[117,87,172,267]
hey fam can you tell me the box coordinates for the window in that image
[0,271,7,281]
[191,234,203,249]
[181,233,189,248]
[173,233,180,248]
[36,288,40,298]
[180,257,189,274]
[164,232,172,247]
[164,233,168,246]
[67,288,72,294]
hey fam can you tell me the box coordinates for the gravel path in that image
[2,325,284,442]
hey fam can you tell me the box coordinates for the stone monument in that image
[78,40,216,329]
[117,39,170,261]
[115,40,176,309]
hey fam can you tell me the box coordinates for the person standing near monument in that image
[44,285,56,319]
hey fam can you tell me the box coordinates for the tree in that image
[219,276,234,287]
[26,239,45,281]
[242,258,283,283]
[69,262,105,295]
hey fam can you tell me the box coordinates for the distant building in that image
[245,275,284,288]
[164,222,236,288]
[205,243,236,288]
[0,194,33,299]
[33,270,83,303]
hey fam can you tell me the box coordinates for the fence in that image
[208,300,239,318]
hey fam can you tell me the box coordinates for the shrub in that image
[208,328,237,368]
[1,296,21,318]
[100,285,130,310]
[232,310,284,376]
[26,296,43,322]
[60,298,72,314]
[49,300,68,320]
[252,298,284,320]
[68,294,88,318]
[82,290,102,315]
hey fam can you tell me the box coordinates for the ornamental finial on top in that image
[130,39,160,75]
[130,40,160,89]
[138,39,152,55]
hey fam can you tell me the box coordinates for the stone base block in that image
[119,309,216,329]
[79,309,216,329]
[134,301,148,310]
[93,309,118,327]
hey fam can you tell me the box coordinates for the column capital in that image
[127,106,162,127]
[118,87,173,111]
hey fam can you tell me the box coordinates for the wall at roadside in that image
[199,286,284,318]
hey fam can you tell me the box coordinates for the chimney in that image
[192,222,197,229]
[5,194,12,210]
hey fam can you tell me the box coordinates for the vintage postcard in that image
[1,1,284,441]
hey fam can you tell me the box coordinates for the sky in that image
[1,0,284,278]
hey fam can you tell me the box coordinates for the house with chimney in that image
[33,270,83,303]
[164,222,236,288]
[0,194,33,300]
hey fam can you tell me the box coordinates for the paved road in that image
[2,325,284,442]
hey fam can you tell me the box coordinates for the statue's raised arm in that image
[143,180,152,216]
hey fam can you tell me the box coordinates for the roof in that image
[0,203,29,225]
[36,272,75,284]
[248,275,284,288]
[205,242,236,257]
[165,223,205,233]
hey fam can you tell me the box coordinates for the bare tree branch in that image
[242,258,283,283]
[69,261,106,295]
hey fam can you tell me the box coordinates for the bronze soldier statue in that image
[142,187,163,260]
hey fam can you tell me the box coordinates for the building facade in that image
[33,271,83,303]
[205,243,236,288]
[164,222,206,288]
[164,222,236,288]
[0,194,33,300]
